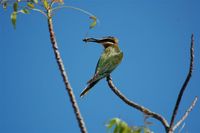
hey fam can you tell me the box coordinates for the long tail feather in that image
[80,80,99,98]
[87,73,99,84]
[87,77,95,84]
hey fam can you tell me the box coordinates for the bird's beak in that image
[83,38,100,43]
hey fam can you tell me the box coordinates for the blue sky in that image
[0,0,200,133]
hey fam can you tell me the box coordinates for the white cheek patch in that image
[103,42,114,45]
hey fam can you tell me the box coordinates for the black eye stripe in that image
[101,39,115,43]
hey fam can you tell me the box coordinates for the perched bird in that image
[80,36,123,97]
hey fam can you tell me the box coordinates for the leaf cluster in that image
[106,118,153,133]
[1,0,97,30]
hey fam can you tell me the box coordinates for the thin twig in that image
[173,96,198,131]
[106,75,169,132]
[28,8,47,17]
[47,9,87,133]
[178,122,185,133]
[51,5,100,24]
[52,5,95,17]
[169,34,194,132]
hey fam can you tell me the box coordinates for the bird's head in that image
[83,36,118,48]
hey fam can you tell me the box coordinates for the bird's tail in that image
[80,80,99,98]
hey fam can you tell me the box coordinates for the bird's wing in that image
[87,50,123,84]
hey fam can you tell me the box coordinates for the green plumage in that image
[88,46,123,83]
[80,43,123,97]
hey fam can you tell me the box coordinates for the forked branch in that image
[106,34,197,133]
[169,34,195,132]
[173,96,198,131]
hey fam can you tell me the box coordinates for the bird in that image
[80,36,123,97]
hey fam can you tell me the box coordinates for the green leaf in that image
[31,0,38,4]
[43,0,49,9]
[11,12,17,29]
[131,127,141,133]
[27,2,34,8]
[114,125,120,133]
[89,16,97,29]
[106,118,153,133]
[3,2,7,9]
[13,2,18,12]
[107,118,120,129]
[58,0,64,4]
[133,130,141,133]
[1,0,8,9]
[107,118,131,133]
[52,0,64,3]
[20,9,29,14]
[143,127,151,133]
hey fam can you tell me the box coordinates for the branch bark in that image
[173,96,198,131]
[106,76,169,132]
[168,34,194,132]
[47,9,87,133]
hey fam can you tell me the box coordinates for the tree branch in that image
[169,34,194,132]
[106,75,169,132]
[47,9,87,133]
[173,96,198,131]
[106,34,196,133]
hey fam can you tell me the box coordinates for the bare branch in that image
[106,34,196,133]
[169,34,194,131]
[47,9,87,133]
[106,75,169,132]
[173,96,198,131]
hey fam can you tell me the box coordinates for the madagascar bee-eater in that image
[80,36,123,97]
